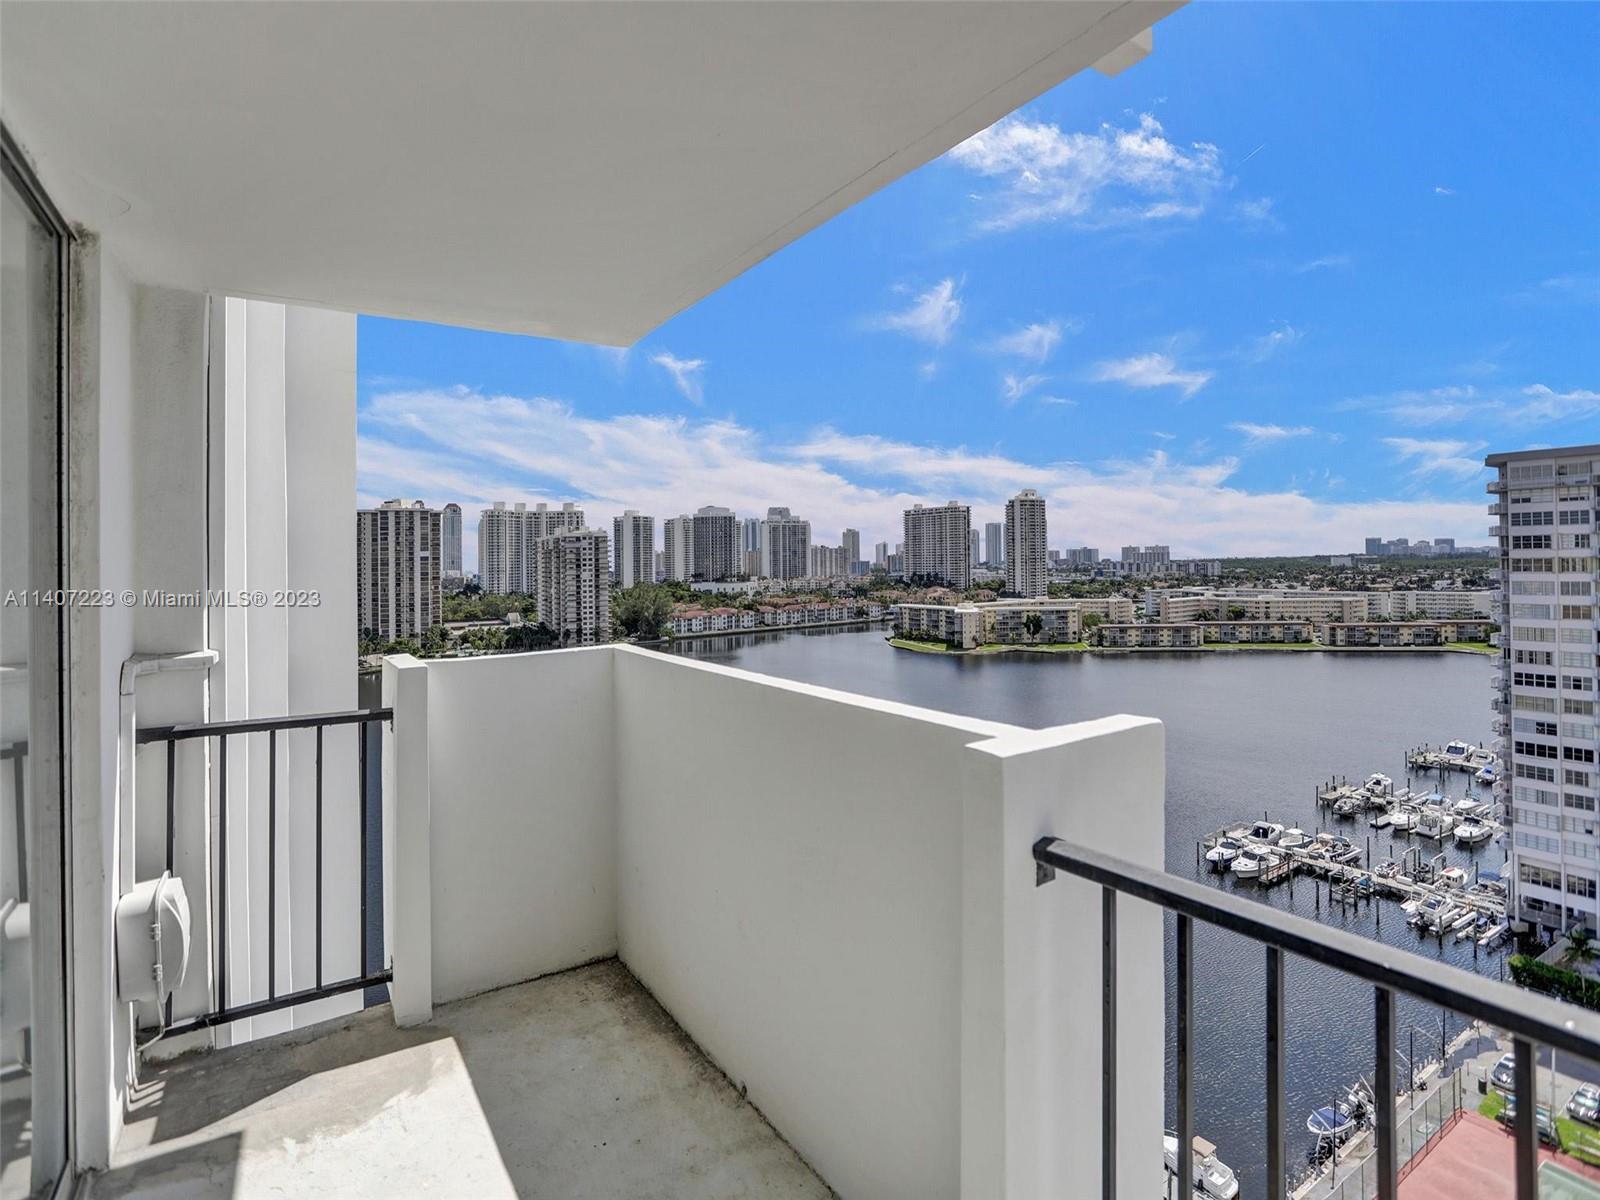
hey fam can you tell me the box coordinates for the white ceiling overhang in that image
[2,1,1180,344]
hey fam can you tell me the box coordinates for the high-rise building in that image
[1066,547,1100,567]
[969,529,981,570]
[692,505,740,581]
[903,501,971,589]
[612,510,654,589]
[1435,537,1456,553]
[984,521,1005,567]
[663,515,695,582]
[535,528,611,646]
[477,500,585,593]
[1004,488,1048,598]
[760,507,811,580]
[874,541,889,567]
[441,502,464,579]
[1119,545,1172,576]
[1487,442,1600,938]
[742,516,763,555]
[842,528,860,568]
[356,499,442,641]
[1364,537,1384,556]
[809,544,847,577]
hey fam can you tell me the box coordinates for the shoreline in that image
[886,636,1496,658]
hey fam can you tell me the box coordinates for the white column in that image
[382,653,432,1026]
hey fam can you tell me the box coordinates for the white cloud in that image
[1001,372,1049,403]
[946,113,1225,232]
[1092,352,1213,399]
[868,278,962,346]
[1242,323,1302,363]
[1376,382,1600,427]
[1294,254,1352,274]
[1233,197,1280,228]
[650,351,706,404]
[1230,422,1315,445]
[1382,437,1487,480]
[360,385,1486,559]
[1434,186,1455,196]
[992,319,1071,363]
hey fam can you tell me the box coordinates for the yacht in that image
[1279,828,1309,851]
[1232,850,1279,880]
[1441,739,1474,765]
[1389,805,1420,832]
[1163,1133,1240,1200]
[1248,821,1285,844]
[1455,818,1493,846]
[1205,837,1244,870]
[1454,795,1492,819]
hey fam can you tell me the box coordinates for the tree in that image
[1227,605,1248,620]
[1023,611,1044,640]
[505,622,557,652]
[1563,929,1599,972]
[612,584,677,641]
[1082,612,1104,629]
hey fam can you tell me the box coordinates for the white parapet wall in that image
[389,644,1166,1200]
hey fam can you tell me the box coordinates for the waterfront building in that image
[760,507,811,581]
[892,596,1135,649]
[357,499,442,641]
[1004,488,1048,598]
[612,510,655,589]
[1371,589,1494,620]
[903,501,971,589]
[1318,620,1492,647]
[809,544,848,578]
[536,527,612,646]
[663,515,695,582]
[1487,442,1600,937]
[1151,587,1373,624]
[441,502,464,580]
[477,500,585,593]
[984,521,1005,567]
[692,505,741,581]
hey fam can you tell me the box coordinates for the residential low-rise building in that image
[1094,623,1204,649]
[1151,587,1373,624]
[1319,620,1493,647]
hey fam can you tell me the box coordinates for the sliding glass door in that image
[1,135,70,1200]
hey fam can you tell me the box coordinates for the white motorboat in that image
[1206,837,1244,869]
[1332,795,1364,818]
[1454,796,1492,819]
[1163,1133,1240,1200]
[1416,806,1457,839]
[1455,818,1493,846]
[1248,821,1285,844]
[1279,828,1309,850]
[1232,851,1279,880]
[1478,923,1508,948]
[1438,866,1469,888]
[1475,762,1500,785]
[1389,806,1420,832]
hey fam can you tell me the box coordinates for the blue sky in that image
[358,2,1599,570]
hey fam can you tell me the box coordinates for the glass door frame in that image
[1,121,75,1199]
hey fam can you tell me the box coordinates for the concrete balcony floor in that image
[93,960,834,1199]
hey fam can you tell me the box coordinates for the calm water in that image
[667,626,1504,1194]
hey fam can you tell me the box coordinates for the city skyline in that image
[357,4,1595,570]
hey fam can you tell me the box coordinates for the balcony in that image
[92,646,1169,1199]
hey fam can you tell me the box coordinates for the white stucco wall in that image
[394,644,1167,1200]
[612,646,1012,1199]
[421,649,617,1004]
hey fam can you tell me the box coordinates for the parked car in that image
[1490,1052,1517,1095]
[1499,1100,1559,1147]
[1569,1083,1600,1126]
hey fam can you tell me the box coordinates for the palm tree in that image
[1563,928,1598,971]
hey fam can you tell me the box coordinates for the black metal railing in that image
[2,740,27,903]
[136,708,393,1038]
[1033,836,1600,1200]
